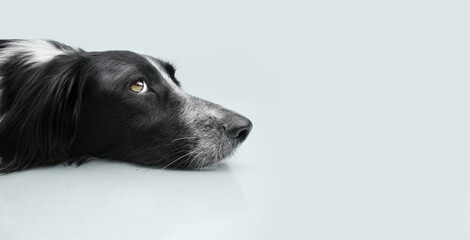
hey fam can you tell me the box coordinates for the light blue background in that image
[1,0,470,239]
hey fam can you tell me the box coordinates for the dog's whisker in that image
[161,149,197,170]
[170,136,199,142]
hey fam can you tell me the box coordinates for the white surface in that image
[1,0,470,239]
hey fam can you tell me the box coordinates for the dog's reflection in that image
[0,159,247,238]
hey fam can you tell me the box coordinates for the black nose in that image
[224,114,253,141]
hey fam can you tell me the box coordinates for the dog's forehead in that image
[86,51,165,81]
[88,51,154,71]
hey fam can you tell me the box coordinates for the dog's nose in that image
[224,115,253,141]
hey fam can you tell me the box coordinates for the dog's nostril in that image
[226,126,251,140]
[224,116,253,141]
[237,129,249,140]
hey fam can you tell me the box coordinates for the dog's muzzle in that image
[178,96,253,167]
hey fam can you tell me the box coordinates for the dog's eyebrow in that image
[161,61,175,76]
[161,62,180,87]
[144,56,183,91]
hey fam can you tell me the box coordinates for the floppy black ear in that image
[0,55,86,173]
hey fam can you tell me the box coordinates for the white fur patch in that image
[144,56,187,96]
[0,40,77,120]
[0,40,75,67]
[144,56,225,120]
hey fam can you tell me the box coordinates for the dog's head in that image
[0,40,252,172]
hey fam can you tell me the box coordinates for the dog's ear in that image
[0,55,87,173]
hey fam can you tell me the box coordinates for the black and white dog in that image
[0,40,252,173]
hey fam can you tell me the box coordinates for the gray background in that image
[1,0,470,239]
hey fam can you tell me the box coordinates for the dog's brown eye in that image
[129,79,148,93]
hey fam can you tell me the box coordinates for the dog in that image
[0,40,252,173]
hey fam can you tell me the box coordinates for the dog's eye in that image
[129,79,148,93]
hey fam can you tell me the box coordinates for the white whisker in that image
[161,149,197,170]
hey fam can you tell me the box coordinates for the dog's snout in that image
[224,115,253,141]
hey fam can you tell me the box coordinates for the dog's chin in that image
[186,148,236,170]
[133,138,238,170]
[165,145,237,170]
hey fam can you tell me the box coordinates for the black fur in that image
[0,40,252,173]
